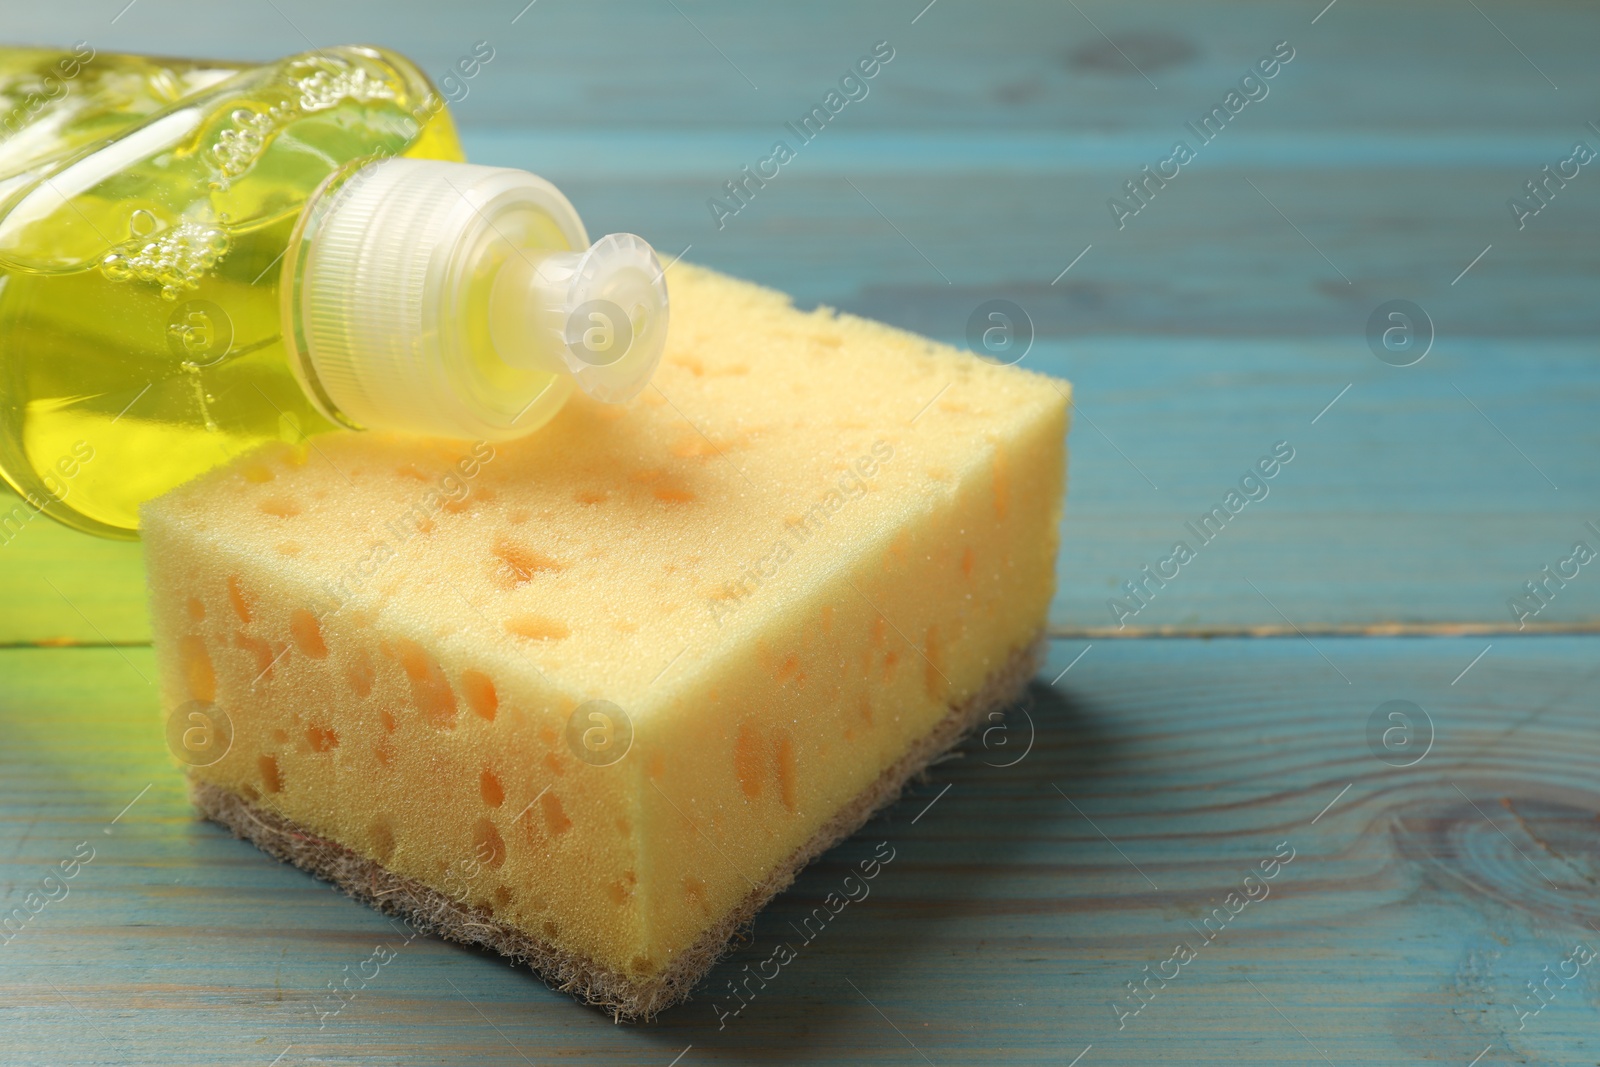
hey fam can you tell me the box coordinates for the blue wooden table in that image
[3,2,1598,1064]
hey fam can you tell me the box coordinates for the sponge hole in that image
[258,754,282,793]
[461,669,497,721]
[395,638,458,729]
[505,616,570,642]
[227,575,252,624]
[480,767,504,808]
[290,609,328,658]
[471,818,506,870]
[491,535,562,589]
[179,635,215,703]
[541,792,572,837]
[306,724,339,752]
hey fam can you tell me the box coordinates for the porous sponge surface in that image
[143,263,1069,983]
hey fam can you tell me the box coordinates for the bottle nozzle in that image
[287,158,671,441]
[493,232,668,405]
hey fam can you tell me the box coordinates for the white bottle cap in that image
[285,158,668,440]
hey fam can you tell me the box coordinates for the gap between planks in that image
[6,619,1599,652]
[1048,621,1600,638]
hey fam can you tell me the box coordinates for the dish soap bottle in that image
[0,43,668,539]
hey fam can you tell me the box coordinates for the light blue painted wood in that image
[7,188,1597,635]
[463,129,1600,176]
[16,0,1596,136]
[3,639,1597,1064]
[1046,335,1600,630]
[5,0,1599,638]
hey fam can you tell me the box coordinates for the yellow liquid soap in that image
[0,44,669,538]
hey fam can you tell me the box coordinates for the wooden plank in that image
[2,637,1597,1064]
[13,0,1596,135]
[0,518,147,646]
[6,166,1597,638]
[4,5,1597,641]
[6,322,1595,641]
[4,0,1597,641]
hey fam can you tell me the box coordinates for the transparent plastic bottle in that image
[0,43,668,539]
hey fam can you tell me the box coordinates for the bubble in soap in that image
[293,62,396,112]
[212,105,290,185]
[100,222,230,299]
[209,63,395,188]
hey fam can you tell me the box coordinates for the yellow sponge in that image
[143,263,1069,1018]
